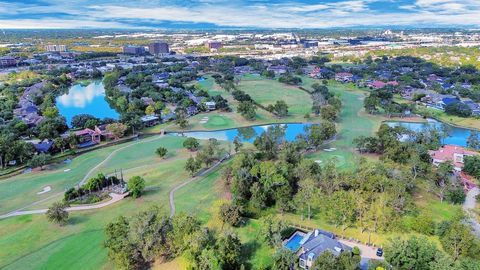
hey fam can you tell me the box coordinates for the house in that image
[152,72,170,84]
[141,97,155,106]
[74,128,101,148]
[463,100,480,116]
[334,72,353,83]
[33,140,54,153]
[429,145,479,171]
[367,80,386,89]
[286,229,351,269]
[267,65,288,75]
[94,125,114,140]
[141,115,160,127]
[435,97,459,110]
[0,56,17,67]
[204,101,216,111]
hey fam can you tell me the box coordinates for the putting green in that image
[202,115,235,130]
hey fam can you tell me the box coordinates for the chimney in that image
[314,229,319,237]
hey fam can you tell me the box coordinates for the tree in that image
[46,202,69,226]
[272,248,297,270]
[183,137,200,151]
[467,131,480,150]
[127,176,145,198]
[43,106,59,119]
[185,156,201,176]
[320,105,338,121]
[233,136,243,153]
[324,190,356,231]
[175,110,189,129]
[259,215,287,247]
[104,216,140,269]
[155,147,168,158]
[238,101,256,120]
[145,105,155,116]
[219,203,243,228]
[217,232,243,269]
[270,100,289,117]
[294,178,317,220]
[385,236,438,270]
[312,251,338,270]
[463,156,480,178]
[28,153,50,170]
[440,222,477,261]
[106,123,127,140]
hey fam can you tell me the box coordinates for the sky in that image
[0,0,479,29]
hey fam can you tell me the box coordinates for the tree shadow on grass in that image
[241,240,260,270]
[68,215,88,225]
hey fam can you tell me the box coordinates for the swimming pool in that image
[284,231,306,252]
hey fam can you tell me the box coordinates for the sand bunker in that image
[37,186,51,195]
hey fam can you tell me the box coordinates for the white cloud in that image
[0,0,480,29]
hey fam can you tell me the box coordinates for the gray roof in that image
[299,230,351,261]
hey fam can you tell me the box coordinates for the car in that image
[376,248,383,257]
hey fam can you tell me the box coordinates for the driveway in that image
[338,239,383,270]
[463,187,480,238]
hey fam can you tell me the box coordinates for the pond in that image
[56,80,119,126]
[170,123,312,143]
[386,119,479,147]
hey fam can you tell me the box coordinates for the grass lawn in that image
[167,75,321,132]
[0,135,234,270]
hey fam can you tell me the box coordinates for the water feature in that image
[170,123,312,143]
[386,119,479,147]
[56,80,119,126]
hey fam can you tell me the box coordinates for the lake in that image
[386,119,479,147]
[56,81,119,126]
[171,123,312,143]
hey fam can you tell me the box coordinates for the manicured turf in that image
[239,76,313,118]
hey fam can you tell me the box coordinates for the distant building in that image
[205,41,223,50]
[303,40,319,48]
[123,46,145,55]
[148,41,169,55]
[45,45,68,52]
[0,56,16,67]
[335,72,353,83]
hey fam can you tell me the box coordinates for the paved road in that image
[169,154,231,218]
[0,193,128,219]
[463,187,480,237]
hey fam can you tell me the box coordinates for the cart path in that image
[80,134,164,185]
[169,154,231,218]
[463,187,480,238]
[0,193,128,219]
[0,135,164,218]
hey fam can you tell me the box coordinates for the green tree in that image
[385,236,438,270]
[155,147,168,158]
[320,105,338,121]
[106,123,127,140]
[272,248,297,270]
[219,203,243,228]
[294,178,318,220]
[238,101,256,120]
[259,215,287,247]
[467,131,480,150]
[127,176,146,198]
[46,202,69,226]
[233,136,243,153]
[217,232,243,269]
[185,156,201,176]
[324,190,356,231]
[312,251,338,270]
[463,156,480,178]
[440,222,477,261]
[183,137,200,151]
[28,153,50,170]
[175,110,189,129]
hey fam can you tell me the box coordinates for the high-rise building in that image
[205,41,223,50]
[123,46,146,55]
[45,45,68,52]
[148,42,169,55]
